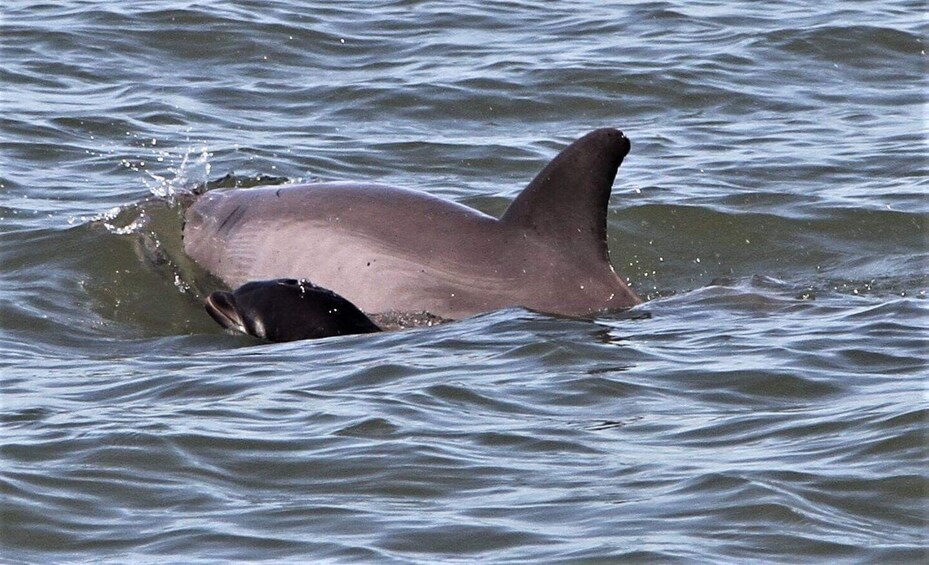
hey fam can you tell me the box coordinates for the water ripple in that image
[2,0,927,561]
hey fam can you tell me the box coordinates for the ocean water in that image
[2,1,927,562]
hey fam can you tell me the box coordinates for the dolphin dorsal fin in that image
[501,128,630,262]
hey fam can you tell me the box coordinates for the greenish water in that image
[2,1,927,561]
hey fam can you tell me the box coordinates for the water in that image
[2,1,927,561]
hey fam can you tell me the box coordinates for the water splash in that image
[69,205,147,235]
[144,146,213,201]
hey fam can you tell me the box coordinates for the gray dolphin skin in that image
[183,128,643,321]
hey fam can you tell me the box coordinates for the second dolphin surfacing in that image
[184,128,642,334]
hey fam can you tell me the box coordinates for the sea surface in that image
[2,1,927,562]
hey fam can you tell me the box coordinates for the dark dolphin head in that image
[205,279,381,342]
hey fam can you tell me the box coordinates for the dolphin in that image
[205,279,381,341]
[183,128,642,323]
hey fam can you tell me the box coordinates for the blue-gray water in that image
[2,1,927,562]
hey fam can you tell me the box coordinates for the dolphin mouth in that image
[619,132,631,157]
[204,291,247,334]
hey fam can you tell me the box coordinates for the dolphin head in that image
[205,279,381,342]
